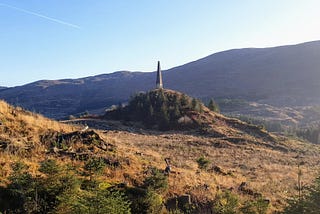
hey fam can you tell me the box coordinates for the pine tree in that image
[145,104,155,127]
[208,99,220,112]
[158,104,170,130]
[180,94,189,107]
[191,98,200,112]
[171,104,181,120]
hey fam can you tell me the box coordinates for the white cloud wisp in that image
[0,3,81,29]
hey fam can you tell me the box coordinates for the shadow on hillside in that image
[62,118,290,153]
[62,118,201,136]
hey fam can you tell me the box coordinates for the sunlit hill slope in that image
[0,88,319,212]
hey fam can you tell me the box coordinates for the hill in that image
[167,40,320,106]
[0,99,320,213]
[104,89,277,143]
[1,41,320,121]
[0,100,74,147]
[0,72,152,119]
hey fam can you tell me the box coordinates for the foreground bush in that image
[57,189,131,214]
[282,176,320,214]
[0,160,131,214]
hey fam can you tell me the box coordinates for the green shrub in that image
[0,161,83,214]
[213,191,239,214]
[68,189,131,214]
[39,159,61,175]
[84,157,106,180]
[4,166,39,213]
[143,189,164,214]
[143,167,168,194]
[240,198,269,214]
[196,156,211,170]
[283,176,320,213]
[125,186,164,214]
[11,161,28,172]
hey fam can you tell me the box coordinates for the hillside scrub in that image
[0,159,276,214]
[0,160,132,214]
[1,99,320,213]
[0,100,75,152]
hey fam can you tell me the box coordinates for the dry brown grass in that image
[0,100,78,182]
[0,100,74,132]
[1,99,320,212]
[99,129,320,212]
[0,100,76,150]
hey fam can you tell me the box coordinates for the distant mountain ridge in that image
[165,40,320,105]
[0,71,154,118]
[1,40,320,118]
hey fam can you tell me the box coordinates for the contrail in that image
[0,3,81,29]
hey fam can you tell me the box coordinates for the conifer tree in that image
[191,98,200,112]
[208,99,220,112]
[158,104,170,130]
[180,94,189,107]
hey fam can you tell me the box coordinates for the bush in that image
[196,156,211,170]
[84,157,106,180]
[213,191,239,214]
[39,159,61,175]
[65,189,131,214]
[283,176,320,213]
[3,167,38,213]
[143,189,164,214]
[240,198,269,214]
[0,161,82,214]
[124,186,165,214]
[11,161,29,172]
[143,167,168,194]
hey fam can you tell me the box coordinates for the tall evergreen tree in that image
[208,99,220,112]
[191,98,200,112]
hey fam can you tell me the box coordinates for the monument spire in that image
[156,61,163,89]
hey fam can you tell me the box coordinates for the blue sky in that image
[1,0,320,86]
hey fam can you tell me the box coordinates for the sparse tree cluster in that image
[104,89,204,130]
[235,115,284,133]
[8,159,319,213]
[295,125,320,144]
[0,160,173,214]
[0,160,131,214]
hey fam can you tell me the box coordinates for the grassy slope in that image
[0,100,76,182]
[80,123,319,212]
[0,99,320,212]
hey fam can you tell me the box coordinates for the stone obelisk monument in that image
[156,61,163,89]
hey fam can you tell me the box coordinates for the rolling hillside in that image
[1,40,320,119]
[0,98,320,213]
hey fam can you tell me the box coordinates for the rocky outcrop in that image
[41,130,116,161]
